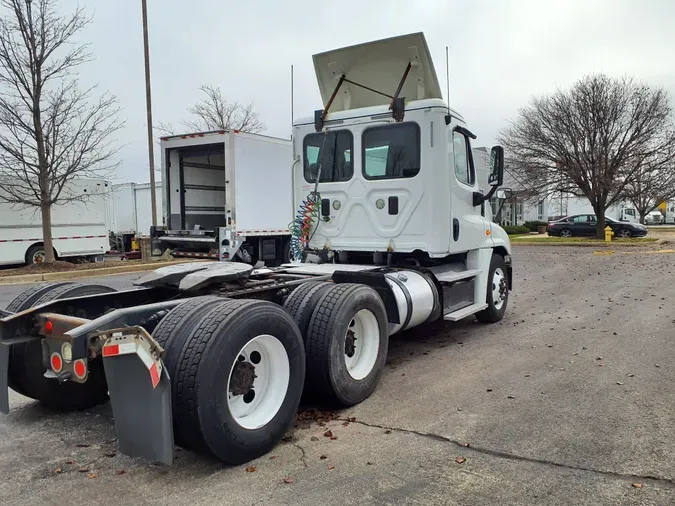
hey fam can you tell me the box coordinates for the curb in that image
[511,239,664,248]
[0,259,207,286]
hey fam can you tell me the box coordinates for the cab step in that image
[444,303,488,321]
[430,265,481,285]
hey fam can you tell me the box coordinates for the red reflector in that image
[73,359,87,379]
[45,321,53,333]
[149,363,160,388]
[51,353,63,373]
[103,344,119,357]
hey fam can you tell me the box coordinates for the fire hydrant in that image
[604,226,614,243]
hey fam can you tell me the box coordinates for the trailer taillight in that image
[45,320,53,333]
[50,353,63,373]
[73,359,87,380]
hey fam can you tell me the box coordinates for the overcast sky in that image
[69,0,675,183]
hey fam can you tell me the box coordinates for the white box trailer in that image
[0,179,109,266]
[153,131,293,265]
[106,182,164,252]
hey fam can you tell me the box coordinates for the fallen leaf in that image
[342,422,349,427]
[595,357,603,361]
[323,430,333,438]
[320,455,327,460]
[330,436,338,440]
[327,464,335,470]
[116,470,126,476]
[270,456,277,460]
[75,444,90,448]
[627,374,635,377]
[655,364,661,368]
[55,468,62,474]
[486,388,493,392]
[598,364,605,367]
[246,465,256,473]
[464,443,471,448]
[546,344,553,348]
[401,373,406,376]
[349,417,356,423]
[366,461,374,465]
[616,382,624,385]
[384,430,392,434]
[283,477,294,484]
[455,457,466,464]
[310,436,319,442]
[632,483,643,489]
[88,473,97,479]
[524,374,531,377]
[66,460,74,465]
[78,468,89,473]
[507,395,515,399]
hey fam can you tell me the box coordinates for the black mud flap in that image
[103,353,174,465]
[0,342,8,414]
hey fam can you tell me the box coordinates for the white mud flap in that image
[99,327,174,465]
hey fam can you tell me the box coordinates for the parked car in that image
[547,214,648,238]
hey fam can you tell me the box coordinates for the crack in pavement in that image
[293,443,308,469]
[338,418,675,488]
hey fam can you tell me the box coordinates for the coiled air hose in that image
[288,130,329,261]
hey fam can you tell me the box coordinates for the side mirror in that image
[488,146,504,187]
[496,188,512,200]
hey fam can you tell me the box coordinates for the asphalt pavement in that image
[1,246,674,505]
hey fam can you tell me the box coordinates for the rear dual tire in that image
[157,298,306,465]
[285,282,389,407]
[5,282,116,410]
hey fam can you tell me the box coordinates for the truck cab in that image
[291,32,510,265]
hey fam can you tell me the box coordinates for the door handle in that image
[453,218,460,241]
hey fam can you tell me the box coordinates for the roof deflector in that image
[312,32,442,131]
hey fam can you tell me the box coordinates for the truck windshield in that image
[303,131,353,183]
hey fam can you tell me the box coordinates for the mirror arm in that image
[472,185,499,207]
[495,199,507,223]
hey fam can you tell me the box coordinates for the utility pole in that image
[141,0,157,227]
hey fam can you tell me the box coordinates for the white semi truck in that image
[0,33,512,466]
[150,131,293,265]
[0,178,109,266]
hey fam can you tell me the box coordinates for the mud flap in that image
[101,328,174,465]
[0,342,8,414]
[104,353,174,465]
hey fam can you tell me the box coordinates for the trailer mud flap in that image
[100,328,174,465]
[0,342,8,414]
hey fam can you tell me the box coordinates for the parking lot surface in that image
[1,246,674,505]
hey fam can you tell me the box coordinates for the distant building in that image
[473,147,548,225]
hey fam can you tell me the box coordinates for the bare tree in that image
[185,84,265,133]
[499,74,675,237]
[0,0,122,262]
[622,147,675,223]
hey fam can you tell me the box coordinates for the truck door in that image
[448,127,489,253]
